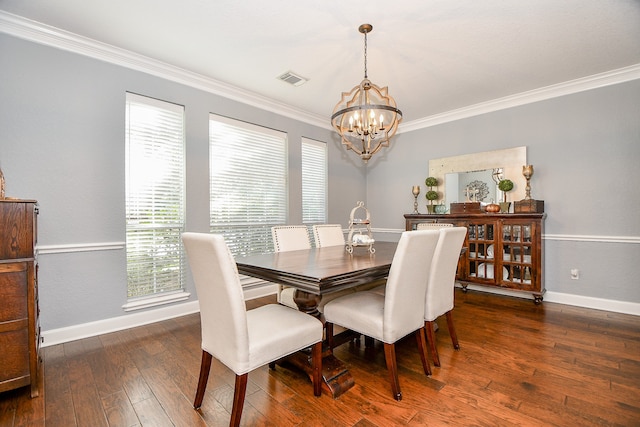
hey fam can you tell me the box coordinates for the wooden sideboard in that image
[405,213,545,303]
[0,199,40,397]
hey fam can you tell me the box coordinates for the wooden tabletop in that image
[236,241,397,295]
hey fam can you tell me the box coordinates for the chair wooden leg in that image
[325,322,334,350]
[230,374,248,427]
[425,320,441,367]
[383,343,402,401]
[446,310,460,350]
[193,350,212,409]
[414,328,432,376]
[311,341,322,397]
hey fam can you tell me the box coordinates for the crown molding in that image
[2,11,639,135]
[400,63,640,133]
[0,11,329,130]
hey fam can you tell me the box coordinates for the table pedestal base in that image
[279,345,354,398]
[279,288,360,398]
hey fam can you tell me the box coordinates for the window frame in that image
[123,93,189,310]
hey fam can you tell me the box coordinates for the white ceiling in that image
[2,0,640,126]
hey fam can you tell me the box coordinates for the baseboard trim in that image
[544,291,640,316]
[41,285,278,347]
[43,282,637,347]
[42,300,200,347]
[456,283,640,316]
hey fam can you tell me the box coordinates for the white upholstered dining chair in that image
[182,232,323,427]
[312,224,345,248]
[323,230,440,400]
[271,225,312,309]
[369,222,455,297]
[423,226,467,367]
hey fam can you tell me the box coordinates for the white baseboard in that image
[42,300,200,347]
[543,291,640,316]
[41,285,279,347]
[456,283,640,316]
[43,284,638,347]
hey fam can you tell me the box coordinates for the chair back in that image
[416,222,453,230]
[312,224,345,248]
[382,230,440,342]
[424,227,467,321]
[271,225,311,252]
[182,232,250,372]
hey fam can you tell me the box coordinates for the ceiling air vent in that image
[277,71,308,87]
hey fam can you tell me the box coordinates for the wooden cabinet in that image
[0,199,40,397]
[405,213,545,303]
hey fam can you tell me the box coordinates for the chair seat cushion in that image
[242,304,322,374]
[323,292,386,342]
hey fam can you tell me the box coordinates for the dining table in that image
[235,241,398,397]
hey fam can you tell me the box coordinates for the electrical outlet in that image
[570,269,579,280]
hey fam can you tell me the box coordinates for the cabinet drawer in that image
[0,328,29,383]
[0,202,35,259]
[0,263,28,321]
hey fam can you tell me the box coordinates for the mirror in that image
[445,168,502,204]
[429,146,527,206]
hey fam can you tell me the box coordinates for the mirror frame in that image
[428,146,527,204]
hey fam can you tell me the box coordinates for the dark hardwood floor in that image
[2,289,639,426]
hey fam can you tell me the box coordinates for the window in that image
[125,93,186,302]
[301,138,328,225]
[209,114,287,256]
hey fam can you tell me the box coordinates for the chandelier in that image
[331,24,402,163]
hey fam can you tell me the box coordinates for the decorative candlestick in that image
[514,164,544,213]
[522,164,534,200]
[412,185,420,214]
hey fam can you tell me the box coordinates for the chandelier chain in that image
[363,31,368,79]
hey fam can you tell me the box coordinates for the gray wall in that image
[1,32,639,333]
[366,80,640,303]
[0,34,365,330]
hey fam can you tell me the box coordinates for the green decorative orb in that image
[425,176,438,187]
[498,179,514,192]
[425,190,438,201]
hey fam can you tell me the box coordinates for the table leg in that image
[280,290,355,398]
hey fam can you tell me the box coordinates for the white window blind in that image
[209,114,287,256]
[301,138,327,225]
[125,93,185,299]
